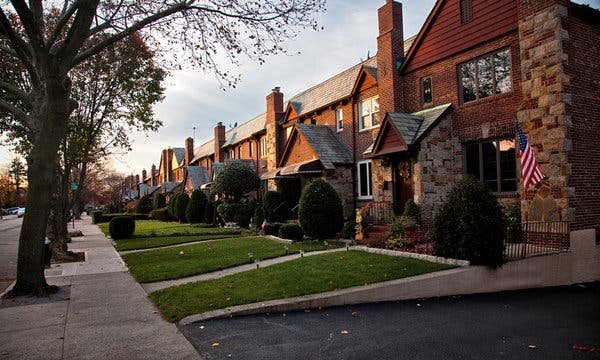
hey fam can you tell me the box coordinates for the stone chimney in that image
[184,137,194,166]
[135,174,140,184]
[377,0,404,115]
[214,122,226,163]
[266,87,284,170]
[151,164,157,186]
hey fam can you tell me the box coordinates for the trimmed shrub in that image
[263,222,283,236]
[136,195,154,214]
[96,213,149,223]
[432,176,505,267]
[149,207,170,222]
[234,202,255,228]
[298,179,343,239]
[91,210,103,224]
[341,221,356,240]
[252,206,265,230]
[174,193,190,223]
[503,201,522,243]
[186,190,207,224]
[402,199,420,219]
[217,203,238,223]
[387,216,405,240]
[108,216,135,239]
[154,193,166,210]
[212,161,261,202]
[263,191,286,222]
[204,201,215,225]
[278,224,304,242]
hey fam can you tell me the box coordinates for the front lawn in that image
[99,220,241,238]
[150,251,457,322]
[122,236,342,283]
[114,234,243,251]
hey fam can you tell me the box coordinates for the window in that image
[285,126,293,141]
[249,141,253,157]
[421,76,432,105]
[359,96,380,130]
[460,0,472,24]
[237,147,241,159]
[357,160,373,199]
[465,138,517,193]
[229,149,235,159]
[459,48,512,103]
[336,108,344,131]
[260,137,268,157]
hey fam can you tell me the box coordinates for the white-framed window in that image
[229,149,235,159]
[357,160,373,199]
[336,108,344,132]
[260,137,268,157]
[359,96,380,131]
[285,126,293,141]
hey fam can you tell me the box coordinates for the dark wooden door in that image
[393,160,413,215]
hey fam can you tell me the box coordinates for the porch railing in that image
[362,201,394,225]
[504,221,570,260]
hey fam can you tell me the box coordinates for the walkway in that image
[0,216,201,360]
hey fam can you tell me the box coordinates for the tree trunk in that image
[49,162,80,263]
[5,79,72,297]
[72,162,88,219]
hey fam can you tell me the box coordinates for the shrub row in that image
[94,213,149,223]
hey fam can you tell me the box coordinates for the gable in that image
[351,66,378,96]
[402,0,517,73]
[279,128,317,167]
[371,119,409,157]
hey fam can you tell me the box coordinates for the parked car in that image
[5,207,19,215]
[16,208,25,218]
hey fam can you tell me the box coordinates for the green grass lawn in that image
[150,251,457,322]
[122,236,342,283]
[99,220,241,238]
[114,234,244,251]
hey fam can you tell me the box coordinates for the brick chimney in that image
[142,169,147,182]
[151,164,157,186]
[214,122,226,163]
[377,0,404,115]
[135,174,140,184]
[184,137,194,166]
[166,148,174,182]
[266,87,284,170]
[161,149,168,183]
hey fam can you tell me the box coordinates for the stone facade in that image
[414,114,462,228]
[517,3,572,223]
[325,167,355,218]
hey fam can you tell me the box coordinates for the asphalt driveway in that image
[181,282,600,359]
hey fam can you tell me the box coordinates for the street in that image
[0,215,22,293]
[181,283,600,360]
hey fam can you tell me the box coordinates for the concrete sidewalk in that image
[0,216,201,360]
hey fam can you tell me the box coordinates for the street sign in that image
[71,182,78,190]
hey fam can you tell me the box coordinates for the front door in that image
[393,159,413,215]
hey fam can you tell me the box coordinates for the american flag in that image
[517,125,546,190]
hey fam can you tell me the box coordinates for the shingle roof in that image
[160,181,181,194]
[139,184,159,197]
[186,166,210,189]
[223,113,266,147]
[294,124,352,169]
[172,148,185,167]
[191,140,214,163]
[388,103,452,145]
[287,57,378,117]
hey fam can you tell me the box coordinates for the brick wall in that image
[325,166,354,219]
[565,9,600,230]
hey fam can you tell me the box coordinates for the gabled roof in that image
[223,113,266,147]
[186,166,210,189]
[160,181,181,194]
[369,103,452,157]
[191,140,214,164]
[172,148,185,167]
[284,57,378,119]
[139,184,159,197]
[280,124,352,169]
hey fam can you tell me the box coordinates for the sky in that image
[1,0,598,175]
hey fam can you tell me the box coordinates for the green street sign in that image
[71,182,78,190]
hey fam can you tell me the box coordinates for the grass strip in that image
[150,251,457,322]
[122,236,342,283]
[114,234,243,251]
[98,220,240,238]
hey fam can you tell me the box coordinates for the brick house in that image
[138,0,598,238]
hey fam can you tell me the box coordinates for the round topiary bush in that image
[298,179,343,240]
[136,195,154,214]
[204,201,215,224]
[432,176,505,267]
[252,206,265,230]
[263,222,283,236]
[109,216,135,239]
[154,193,167,210]
[186,190,207,224]
[279,223,304,242]
[212,161,261,202]
[167,193,180,219]
[174,193,189,223]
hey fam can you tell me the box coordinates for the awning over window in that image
[260,169,280,180]
[279,159,322,175]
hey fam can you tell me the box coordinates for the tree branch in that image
[0,7,39,87]
[58,0,100,69]
[10,0,45,52]
[0,98,32,129]
[0,81,30,104]
[48,0,81,46]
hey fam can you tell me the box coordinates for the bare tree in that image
[0,0,325,296]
